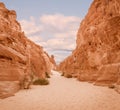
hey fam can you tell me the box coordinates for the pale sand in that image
[0,70,120,110]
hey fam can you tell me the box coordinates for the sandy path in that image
[0,70,120,110]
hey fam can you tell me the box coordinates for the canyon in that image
[0,0,120,100]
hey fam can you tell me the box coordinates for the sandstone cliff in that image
[0,2,54,98]
[59,0,120,92]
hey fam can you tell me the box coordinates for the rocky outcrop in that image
[49,55,56,70]
[0,2,54,98]
[59,0,120,92]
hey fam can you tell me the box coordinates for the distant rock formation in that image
[50,55,57,70]
[0,2,55,98]
[59,0,120,93]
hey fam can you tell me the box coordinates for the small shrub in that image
[65,74,72,78]
[45,72,50,78]
[33,78,49,85]
[108,85,115,89]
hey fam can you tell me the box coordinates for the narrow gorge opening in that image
[16,0,93,65]
[1,1,120,110]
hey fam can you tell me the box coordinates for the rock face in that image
[59,0,120,92]
[0,2,54,98]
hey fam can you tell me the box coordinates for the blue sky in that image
[1,0,93,63]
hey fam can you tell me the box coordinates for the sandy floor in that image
[0,70,120,110]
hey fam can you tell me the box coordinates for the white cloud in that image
[19,14,81,63]
[28,36,43,43]
[44,38,75,50]
[20,17,43,37]
[40,14,80,32]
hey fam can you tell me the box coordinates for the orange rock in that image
[0,2,54,98]
[59,0,120,92]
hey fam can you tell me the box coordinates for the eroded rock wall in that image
[59,0,120,91]
[0,2,54,98]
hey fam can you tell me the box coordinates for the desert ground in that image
[0,70,120,110]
